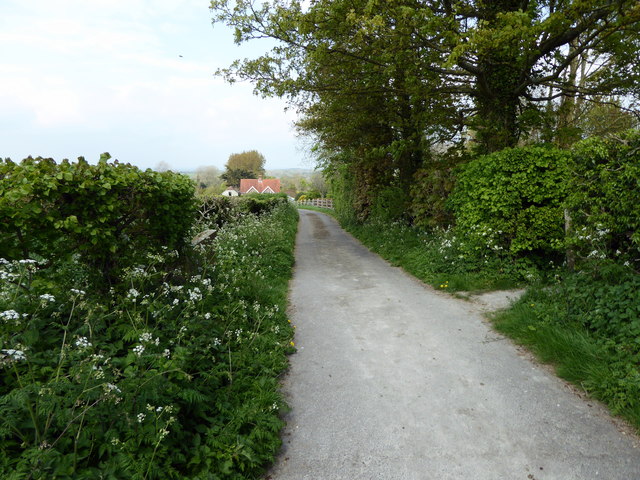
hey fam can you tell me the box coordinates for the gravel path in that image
[266,210,640,480]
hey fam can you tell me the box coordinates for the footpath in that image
[266,210,640,480]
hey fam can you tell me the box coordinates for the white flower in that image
[133,344,145,356]
[39,294,56,303]
[139,332,153,343]
[70,288,86,296]
[0,310,20,322]
[188,287,202,302]
[137,413,146,423]
[105,383,121,394]
[75,337,92,349]
[162,349,171,358]
[127,288,140,301]
[1,349,27,362]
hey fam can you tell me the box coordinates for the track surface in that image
[267,210,640,480]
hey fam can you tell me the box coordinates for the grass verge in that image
[337,218,522,292]
[492,284,640,430]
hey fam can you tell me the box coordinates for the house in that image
[239,176,281,194]
[221,187,239,197]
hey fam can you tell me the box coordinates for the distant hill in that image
[266,167,315,177]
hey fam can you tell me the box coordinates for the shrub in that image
[238,193,288,216]
[0,155,196,287]
[567,129,640,268]
[449,146,570,260]
[0,203,298,479]
[370,186,408,222]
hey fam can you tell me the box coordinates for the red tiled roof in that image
[239,178,281,194]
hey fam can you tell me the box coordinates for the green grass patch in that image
[338,218,522,292]
[492,283,640,430]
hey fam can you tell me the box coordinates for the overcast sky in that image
[0,0,308,171]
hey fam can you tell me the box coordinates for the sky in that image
[0,0,308,172]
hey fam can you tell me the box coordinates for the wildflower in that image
[70,288,85,296]
[0,310,20,322]
[139,332,153,343]
[105,383,121,394]
[204,312,211,320]
[75,337,92,349]
[137,413,146,423]
[213,338,221,346]
[127,288,140,301]
[39,294,56,303]
[133,345,145,356]
[1,349,27,362]
[162,349,171,358]
[159,427,169,440]
[111,437,121,446]
[187,287,202,302]
[290,341,295,347]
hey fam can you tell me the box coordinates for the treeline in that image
[211,0,640,226]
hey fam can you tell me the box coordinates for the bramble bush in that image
[0,157,298,479]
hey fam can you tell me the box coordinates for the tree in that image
[211,0,640,153]
[224,150,266,176]
[220,150,267,188]
[210,0,640,221]
[194,165,225,195]
[220,168,254,188]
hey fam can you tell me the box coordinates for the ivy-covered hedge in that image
[567,129,640,267]
[448,146,571,259]
[0,154,196,286]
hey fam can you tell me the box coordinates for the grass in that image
[492,286,640,430]
[337,218,522,292]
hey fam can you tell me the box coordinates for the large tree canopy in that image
[210,0,640,220]
[220,150,266,187]
[211,0,640,152]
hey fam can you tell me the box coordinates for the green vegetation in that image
[220,151,266,189]
[1,157,298,479]
[327,134,640,431]
[493,265,640,428]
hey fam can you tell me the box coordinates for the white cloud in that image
[0,0,302,169]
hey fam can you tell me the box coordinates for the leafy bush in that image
[0,175,298,477]
[370,186,408,222]
[449,146,570,260]
[410,153,465,229]
[567,129,640,267]
[238,193,288,216]
[0,155,196,287]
